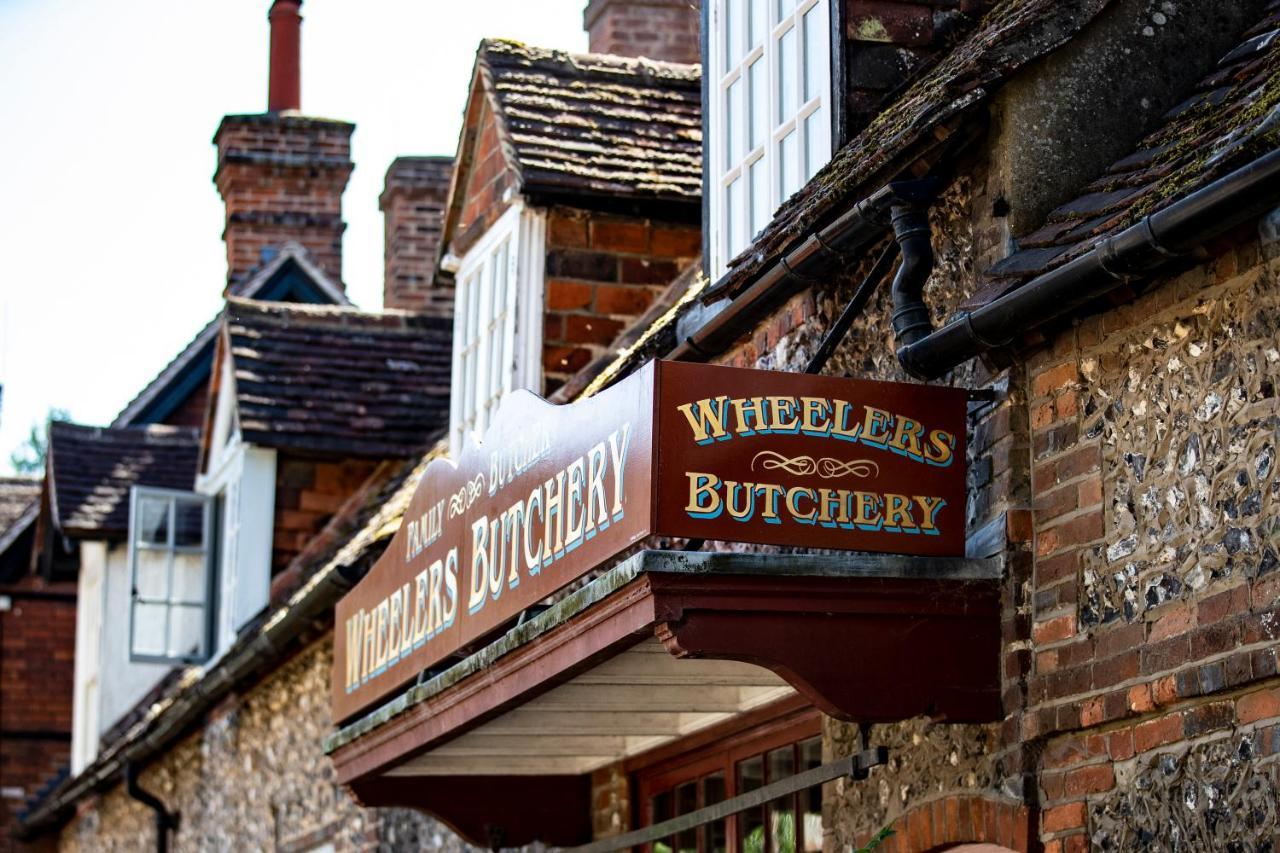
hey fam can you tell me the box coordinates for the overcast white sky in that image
[0,0,589,472]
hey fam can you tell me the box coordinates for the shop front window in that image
[640,721,823,853]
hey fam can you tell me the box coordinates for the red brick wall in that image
[380,157,453,315]
[270,455,379,594]
[213,114,354,289]
[451,92,519,260]
[159,379,211,429]
[542,208,699,393]
[1020,235,1280,847]
[844,0,990,134]
[856,795,1031,852]
[584,0,701,64]
[0,580,75,852]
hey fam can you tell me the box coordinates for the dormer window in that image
[709,0,832,277]
[449,203,545,453]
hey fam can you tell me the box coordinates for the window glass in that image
[804,111,825,181]
[748,0,767,48]
[135,550,168,600]
[777,27,796,120]
[712,0,831,277]
[651,789,674,853]
[726,77,743,165]
[136,497,169,545]
[802,6,822,102]
[727,176,745,260]
[747,60,766,151]
[767,747,797,853]
[749,160,769,240]
[737,754,766,853]
[129,488,213,663]
[704,772,728,853]
[779,130,799,200]
[799,738,823,852]
[726,0,745,68]
[131,602,167,657]
[174,499,205,548]
[675,781,699,853]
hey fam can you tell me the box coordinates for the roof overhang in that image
[326,548,1002,847]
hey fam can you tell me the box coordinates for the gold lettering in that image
[676,397,730,443]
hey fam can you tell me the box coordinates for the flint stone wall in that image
[58,638,472,853]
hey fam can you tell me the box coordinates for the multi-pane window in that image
[128,487,215,664]
[640,726,824,853]
[710,0,831,277]
[449,204,545,454]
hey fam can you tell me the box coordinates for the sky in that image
[0,0,589,473]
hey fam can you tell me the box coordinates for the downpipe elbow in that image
[888,205,936,371]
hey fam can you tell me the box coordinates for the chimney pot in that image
[268,0,302,112]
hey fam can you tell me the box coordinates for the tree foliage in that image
[9,407,70,474]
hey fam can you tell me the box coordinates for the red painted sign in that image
[332,361,966,722]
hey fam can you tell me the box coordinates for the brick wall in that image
[1021,229,1280,847]
[271,455,379,590]
[379,157,453,315]
[450,92,519,260]
[159,382,211,429]
[543,207,699,393]
[843,0,990,134]
[584,0,702,64]
[0,580,76,852]
[213,114,354,289]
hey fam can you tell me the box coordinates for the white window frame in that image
[196,355,276,658]
[449,202,546,454]
[708,0,832,278]
[127,486,216,665]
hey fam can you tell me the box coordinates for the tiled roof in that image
[479,39,702,202]
[113,244,349,428]
[27,452,429,832]
[46,423,200,538]
[709,0,1111,302]
[224,298,452,458]
[974,1,1280,299]
[0,477,39,538]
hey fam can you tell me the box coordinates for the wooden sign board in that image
[332,361,967,722]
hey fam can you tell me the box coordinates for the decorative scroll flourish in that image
[447,474,485,518]
[751,451,879,480]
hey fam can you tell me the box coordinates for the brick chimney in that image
[213,0,354,290]
[583,0,701,64]
[379,157,454,315]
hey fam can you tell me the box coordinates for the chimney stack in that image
[583,0,702,64]
[267,0,302,112]
[213,0,353,290]
[380,157,454,315]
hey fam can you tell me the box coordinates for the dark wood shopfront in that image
[325,364,998,847]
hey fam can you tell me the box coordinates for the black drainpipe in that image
[670,178,937,361]
[897,147,1280,380]
[888,202,936,353]
[126,762,178,853]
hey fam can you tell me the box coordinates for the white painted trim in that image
[707,0,832,279]
[70,542,107,775]
[448,202,546,455]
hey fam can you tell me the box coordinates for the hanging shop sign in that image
[332,360,967,721]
